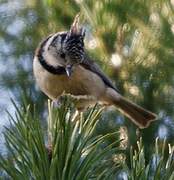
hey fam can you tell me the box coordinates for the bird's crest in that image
[68,13,85,38]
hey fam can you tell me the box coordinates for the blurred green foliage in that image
[0,0,174,171]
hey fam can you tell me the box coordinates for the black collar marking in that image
[37,34,66,75]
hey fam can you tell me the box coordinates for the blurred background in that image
[0,0,174,160]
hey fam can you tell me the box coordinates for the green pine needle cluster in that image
[125,138,174,180]
[0,97,122,179]
[0,97,174,179]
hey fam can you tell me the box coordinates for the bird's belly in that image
[34,59,106,100]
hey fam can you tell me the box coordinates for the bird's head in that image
[43,14,85,76]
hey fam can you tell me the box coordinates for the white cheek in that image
[43,50,64,67]
[42,32,68,67]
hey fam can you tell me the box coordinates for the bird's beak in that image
[65,65,73,77]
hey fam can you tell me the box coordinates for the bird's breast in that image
[33,57,106,100]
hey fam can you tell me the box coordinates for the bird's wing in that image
[80,54,118,91]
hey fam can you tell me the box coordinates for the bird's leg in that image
[52,100,61,108]
[52,94,71,108]
[52,97,66,108]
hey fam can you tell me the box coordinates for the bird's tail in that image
[104,88,157,128]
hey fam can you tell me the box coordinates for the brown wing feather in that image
[80,54,118,92]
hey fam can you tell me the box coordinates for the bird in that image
[33,14,157,129]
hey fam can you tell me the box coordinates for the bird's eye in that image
[60,53,66,59]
